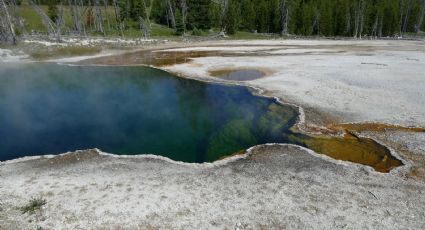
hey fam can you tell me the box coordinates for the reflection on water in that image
[0,64,402,172]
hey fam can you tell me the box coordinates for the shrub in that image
[20,197,46,214]
[192,27,202,36]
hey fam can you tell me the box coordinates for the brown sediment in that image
[208,68,274,81]
[294,122,424,173]
[299,122,425,137]
[83,50,238,67]
[329,123,425,133]
[294,131,403,173]
[81,46,345,67]
[218,149,247,161]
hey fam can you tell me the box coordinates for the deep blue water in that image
[0,63,299,162]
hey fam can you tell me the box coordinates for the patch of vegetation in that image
[29,46,102,60]
[150,23,176,37]
[20,197,46,214]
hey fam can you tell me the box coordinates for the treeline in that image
[1,0,425,44]
[148,0,425,37]
[110,0,425,37]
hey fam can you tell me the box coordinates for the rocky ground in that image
[1,146,424,229]
[1,39,425,229]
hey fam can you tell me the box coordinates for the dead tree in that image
[180,0,187,33]
[0,0,17,44]
[112,0,124,37]
[213,0,228,32]
[87,0,94,28]
[93,0,105,35]
[68,0,83,35]
[354,0,365,38]
[139,16,149,39]
[79,0,87,35]
[8,0,25,35]
[415,0,425,33]
[166,0,176,29]
[400,0,413,37]
[279,0,289,35]
[371,11,380,38]
[29,0,58,38]
[56,0,65,39]
[103,0,111,30]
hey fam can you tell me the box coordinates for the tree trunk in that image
[29,0,57,37]
[378,12,383,38]
[103,0,110,30]
[371,13,379,38]
[220,0,228,31]
[181,0,188,34]
[400,0,413,37]
[415,0,425,33]
[139,16,149,39]
[56,0,64,41]
[0,0,17,44]
[354,1,359,38]
[112,0,123,37]
[69,0,82,35]
[280,0,288,35]
[353,0,365,39]
[167,0,176,29]
[359,0,365,39]
[79,0,86,36]
[94,0,105,35]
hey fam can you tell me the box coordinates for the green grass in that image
[15,3,275,41]
[18,2,118,33]
[20,197,46,214]
[17,3,176,38]
[15,4,265,40]
[150,23,175,37]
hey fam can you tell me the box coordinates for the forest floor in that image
[1,38,425,229]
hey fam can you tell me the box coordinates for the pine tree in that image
[175,9,184,35]
[47,0,59,23]
[240,0,256,31]
[257,0,269,33]
[187,0,211,30]
[319,0,334,36]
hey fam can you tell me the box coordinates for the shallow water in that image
[0,63,402,172]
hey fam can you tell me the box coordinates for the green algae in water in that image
[0,63,297,163]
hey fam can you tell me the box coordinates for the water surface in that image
[0,63,297,162]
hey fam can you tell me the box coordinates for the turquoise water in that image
[0,63,299,162]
